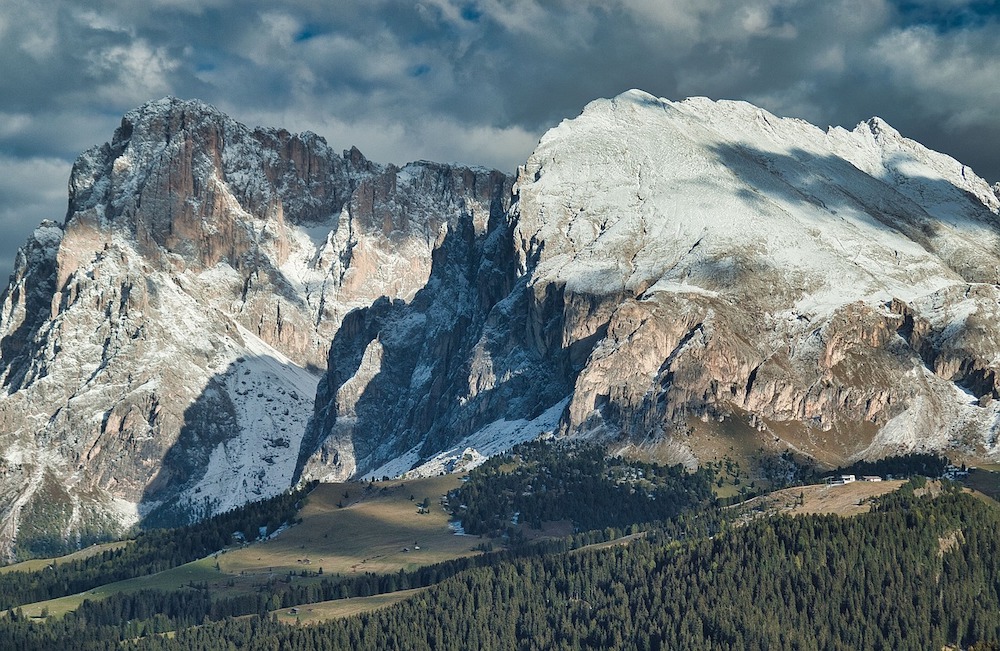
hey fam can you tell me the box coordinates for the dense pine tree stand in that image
[2,450,999,650]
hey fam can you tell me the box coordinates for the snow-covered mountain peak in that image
[493,89,1000,471]
[120,96,230,131]
[515,89,1000,311]
[861,116,899,140]
[303,90,1000,493]
[0,97,512,557]
[4,89,1000,560]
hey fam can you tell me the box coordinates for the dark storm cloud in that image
[2,0,999,281]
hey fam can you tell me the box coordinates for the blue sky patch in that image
[461,3,482,22]
[893,0,1000,31]
[295,26,323,42]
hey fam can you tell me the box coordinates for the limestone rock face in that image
[298,199,562,482]
[6,90,1000,558]
[0,98,510,558]
[299,90,1000,484]
[506,92,1000,465]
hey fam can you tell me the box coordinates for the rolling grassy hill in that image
[13,474,481,621]
[218,475,478,578]
[8,453,998,634]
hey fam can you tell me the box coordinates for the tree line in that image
[452,441,716,536]
[2,448,998,649]
[0,481,317,610]
[129,482,1000,650]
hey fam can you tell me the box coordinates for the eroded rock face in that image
[0,98,510,558]
[516,93,1000,464]
[298,198,538,482]
[300,90,1000,485]
[519,94,1000,463]
[6,90,1000,558]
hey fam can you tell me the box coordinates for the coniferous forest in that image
[451,442,717,535]
[1,445,999,650]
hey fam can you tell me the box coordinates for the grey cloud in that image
[0,155,69,282]
[1,0,999,283]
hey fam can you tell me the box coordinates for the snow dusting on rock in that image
[4,90,1000,558]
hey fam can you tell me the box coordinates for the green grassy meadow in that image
[272,587,429,624]
[0,541,129,576]
[14,474,481,623]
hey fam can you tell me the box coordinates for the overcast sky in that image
[2,0,999,282]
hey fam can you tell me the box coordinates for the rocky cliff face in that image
[300,90,1000,484]
[513,93,1000,468]
[4,90,1000,559]
[0,98,510,558]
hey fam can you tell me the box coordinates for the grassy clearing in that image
[16,475,481,620]
[273,587,429,624]
[788,480,904,515]
[712,481,744,500]
[18,556,221,620]
[963,468,1000,502]
[571,532,648,554]
[733,480,905,522]
[0,541,130,575]
[219,475,480,578]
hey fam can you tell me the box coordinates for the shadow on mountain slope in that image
[707,142,1000,283]
[297,142,1000,484]
[0,237,60,394]
[295,194,573,482]
[141,140,1000,528]
[138,353,319,529]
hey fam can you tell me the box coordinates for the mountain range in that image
[1,89,999,558]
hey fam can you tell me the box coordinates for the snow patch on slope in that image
[364,397,570,480]
[518,89,999,324]
[171,325,321,515]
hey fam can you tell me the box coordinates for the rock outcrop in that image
[300,90,1000,483]
[0,98,510,558]
[5,90,1000,559]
